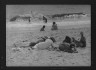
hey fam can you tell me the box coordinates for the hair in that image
[63,36,71,43]
[80,32,84,36]
[53,22,56,25]
[41,36,48,41]
[43,25,45,28]
[49,37,56,43]
[29,42,37,46]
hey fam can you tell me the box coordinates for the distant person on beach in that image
[29,18,31,23]
[51,22,58,30]
[43,16,47,23]
[40,25,45,31]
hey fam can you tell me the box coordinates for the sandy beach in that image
[6,18,91,66]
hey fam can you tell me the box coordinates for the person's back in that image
[51,22,58,30]
[40,25,45,31]
[80,32,86,47]
[53,24,58,30]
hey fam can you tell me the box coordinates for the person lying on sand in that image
[28,36,48,47]
[11,36,58,52]
[32,37,56,50]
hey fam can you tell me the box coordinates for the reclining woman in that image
[32,37,56,50]
[11,36,49,52]
[29,36,48,48]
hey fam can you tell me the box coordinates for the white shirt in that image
[33,39,53,50]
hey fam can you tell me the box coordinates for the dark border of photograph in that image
[0,0,94,70]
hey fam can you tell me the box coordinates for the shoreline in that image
[6,20,90,30]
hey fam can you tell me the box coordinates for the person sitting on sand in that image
[51,22,58,30]
[79,32,86,48]
[72,32,86,48]
[58,36,78,53]
[40,25,45,31]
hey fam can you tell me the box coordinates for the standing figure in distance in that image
[43,16,47,23]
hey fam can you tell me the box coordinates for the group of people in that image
[40,22,58,31]
[12,29,86,53]
[27,31,86,53]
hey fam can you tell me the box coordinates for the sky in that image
[6,5,91,19]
